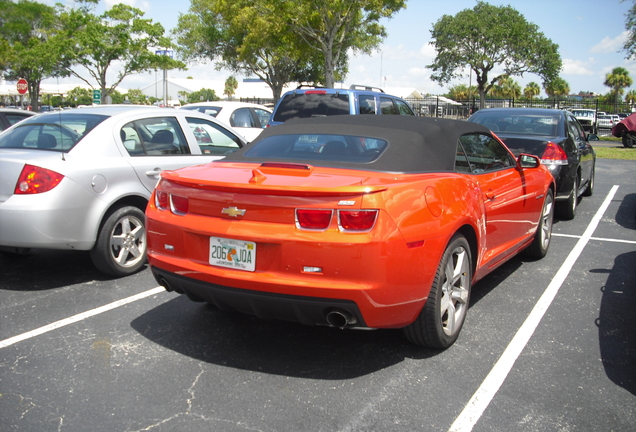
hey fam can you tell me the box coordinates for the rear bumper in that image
[0,181,100,250]
[151,266,367,328]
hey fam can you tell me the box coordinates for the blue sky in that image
[43,0,636,96]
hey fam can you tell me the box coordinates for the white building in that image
[137,77,299,103]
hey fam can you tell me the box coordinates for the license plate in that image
[209,237,256,272]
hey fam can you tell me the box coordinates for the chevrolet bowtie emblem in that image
[222,207,246,217]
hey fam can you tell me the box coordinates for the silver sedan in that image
[0,105,247,277]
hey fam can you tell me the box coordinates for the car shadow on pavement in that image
[592,250,636,396]
[0,249,145,290]
[614,193,636,230]
[130,255,531,380]
[130,295,441,380]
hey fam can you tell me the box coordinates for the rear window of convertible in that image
[243,133,388,163]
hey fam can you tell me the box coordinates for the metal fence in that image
[403,96,635,120]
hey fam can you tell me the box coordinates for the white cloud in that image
[562,58,595,76]
[407,67,430,78]
[590,31,628,53]
[420,43,436,60]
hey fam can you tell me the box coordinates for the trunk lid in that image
[158,162,390,225]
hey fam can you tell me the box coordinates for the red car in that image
[146,116,555,348]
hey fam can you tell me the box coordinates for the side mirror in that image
[586,133,600,141]
[517,153,541,169]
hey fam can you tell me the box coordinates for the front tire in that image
[404,234,472,349]
[623,132,636,148]
[524,189,554,259]
[90,206,147,277]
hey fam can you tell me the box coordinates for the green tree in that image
[175,0,323,101]
[604,67,633,103]
[428,2,561,109]
[446,84,476,101]
[224,76,239,99]
[66,86,93,106]
[623,0,636,59]
[125,89,149,105]
[625,89,636,106]
[277,0,406,88]
[544,77,570,97]
[524,82,541,100]
[491,76,521,99]
[59,3,185,103]
[0,0,70,110]
[187,88,220,104]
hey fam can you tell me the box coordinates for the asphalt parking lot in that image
[1,157,634,432]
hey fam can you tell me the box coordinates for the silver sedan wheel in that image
[109,213,146,268]
[90,206,147,277]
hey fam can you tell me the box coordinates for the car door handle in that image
[485,189,495,200]
[146,168,162,177]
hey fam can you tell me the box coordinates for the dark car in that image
[0,108,36,131]
[468,108,596,220]
[267,85,415,126]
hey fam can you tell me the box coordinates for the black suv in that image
[267,85,415,126]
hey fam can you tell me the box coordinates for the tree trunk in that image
[478,87,486,110]
[324,48,335,88]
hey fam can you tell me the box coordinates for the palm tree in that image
[524,82,541,100]
[604,67,633,103]
[491,76,521,99]
[625,89,636,107]
[447,84,475,100]
[544,77,570,97]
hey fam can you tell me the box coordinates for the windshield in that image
[0,113,108,152]
[572,110,594,118]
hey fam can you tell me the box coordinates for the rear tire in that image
[623,132,636,148]
[404,234,472,349]
[556,176,578,220]
[524,189,554,259]
[90,206,147,277]
[582,164,595,197]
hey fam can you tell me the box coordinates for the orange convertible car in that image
[146,115,556,348]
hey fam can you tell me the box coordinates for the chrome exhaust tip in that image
[326,309,357,328]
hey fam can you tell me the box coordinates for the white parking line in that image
[448,185,620,432]
[0,286,166,350]
[553,233,636,245]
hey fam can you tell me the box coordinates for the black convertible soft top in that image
[222,115,492,173]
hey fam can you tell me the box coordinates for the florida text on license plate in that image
[209,237,256,271]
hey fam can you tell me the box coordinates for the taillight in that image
[14,164,64,194]
[338,210,378,232]
[155,190,169,210]
[170,195,189,215]
[296,209,333,230]
[154,190,188,215]
[541,142,568,166]
[305,90,327,94]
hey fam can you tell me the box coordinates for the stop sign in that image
[16,78,28,95]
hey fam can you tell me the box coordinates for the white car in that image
[0,106,247,276]
[596,115,615,129]
[180,101,271,142]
